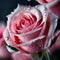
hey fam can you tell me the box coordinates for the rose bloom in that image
[3,4,58,54]
[0,24,11,60]
[36,0,60,18]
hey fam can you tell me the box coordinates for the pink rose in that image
[3,4,58,54]
[36,0,60,18]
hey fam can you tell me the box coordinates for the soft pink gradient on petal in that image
[12,52,32,60]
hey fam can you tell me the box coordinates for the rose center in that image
[21,19,30,27]
[10,12,37,33]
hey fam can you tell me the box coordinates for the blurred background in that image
[0,0,60,60]
[0,0,39,24]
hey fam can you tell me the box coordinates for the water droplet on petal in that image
[27,6,31,10]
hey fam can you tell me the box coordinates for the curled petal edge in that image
[44,12,58,49]
[3,28,45,46]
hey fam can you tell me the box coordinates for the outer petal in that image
[44,12,58,49]
[12,52,32,60]
[36,0,60,18]
[49,30,60,55]
[49,1,60,18]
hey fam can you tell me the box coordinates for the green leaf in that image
[31,52,43,60]
[43,50,50,60]
[37,52,43,60]
[53,55,57,60]
[31,53,37,60]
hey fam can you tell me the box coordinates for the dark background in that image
[0,0,39,24]
[0,0,60,60]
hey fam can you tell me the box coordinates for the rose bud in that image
[12,52,32,60]
[36,0,60,18]
[3,4,58,54]
[0,24,11,60]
